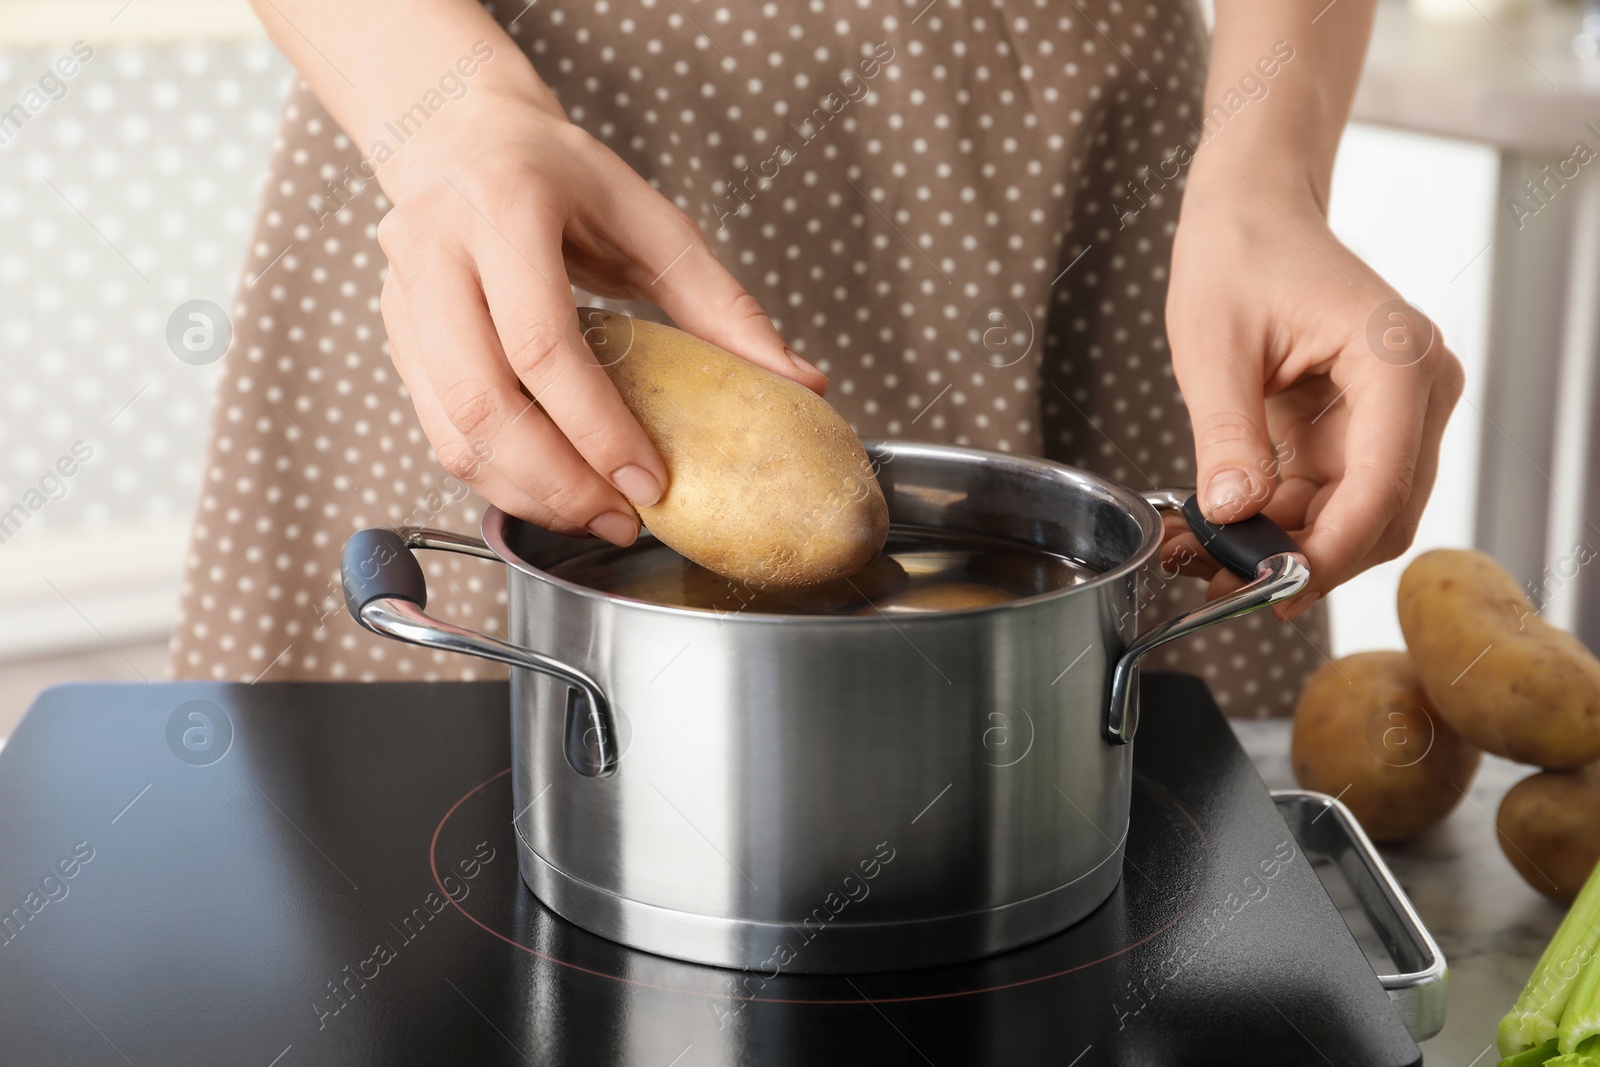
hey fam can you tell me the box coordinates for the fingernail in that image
[1274,591,1321,622]
[611,464,662,508]
[1204,468,1251,521]
[587,511,639,546]
[785,347,825,379]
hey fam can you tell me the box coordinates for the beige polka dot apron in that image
[171,0,1330,717]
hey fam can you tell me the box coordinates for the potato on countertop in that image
[1497,763,1600,904]
[1291,651,1481,843]
[1397,549,1600,769]
[581,309,889,588]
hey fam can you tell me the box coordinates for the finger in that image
[1261,474,1322,532]
[1203,500,1309,599]
[1157,508,1215,579]
[1173,328,1278,524]
[382,275,563,528]
[1177,483,1321,603]
[466,201,671,513]
[1361,348,1462,567]
[1275,351,1458,622]
[1215,480,1326,614]
[1294,368,1429,600]
[381,255,641,546]
[601,181,830,395]
[382,274,584,535]
[1158,508,1190,545]
[1158,472,1318,582]
[1160,531,1219,579]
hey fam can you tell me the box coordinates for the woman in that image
[171,0,1462,716]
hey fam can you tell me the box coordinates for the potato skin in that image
[1291,651,1481,843]
[581,309,889,587]
[1497,764,1600,903]
[1397,549,1600,769]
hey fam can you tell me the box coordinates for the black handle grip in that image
[341,528,427,618]
[1180,494,1302,581]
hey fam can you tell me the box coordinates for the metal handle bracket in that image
[1104,491,1311,744]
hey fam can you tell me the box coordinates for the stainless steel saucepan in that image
[340,440,1309,972]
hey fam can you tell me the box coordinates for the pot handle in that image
[1271,790,1448,1042]
[1104,490,1311,745]
[340,527,618,778]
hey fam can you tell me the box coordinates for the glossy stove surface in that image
[0,675,1418,1066]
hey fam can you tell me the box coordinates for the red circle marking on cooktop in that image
[429,767,1211,1006]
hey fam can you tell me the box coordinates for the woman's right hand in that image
[375,82,827,546]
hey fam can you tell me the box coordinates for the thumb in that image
[1180,358,1277,524]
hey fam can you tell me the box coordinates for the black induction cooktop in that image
[0,674,1419,1066]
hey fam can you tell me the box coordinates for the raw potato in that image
[1497,764,1600,903]
[861,582,1018,615]
[1292,651,1482,843]
[581,309,889,587]
[1397,549,1600,769]
[610,553,908,615]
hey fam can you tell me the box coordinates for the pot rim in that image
[480,439,1165,623]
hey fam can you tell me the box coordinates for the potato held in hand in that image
[1292,651,1481,842]
[1398,549,1600,768]
[581,309,888,587]
[1497,764,1600,903]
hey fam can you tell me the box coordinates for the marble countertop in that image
[1233,718,1569,1065]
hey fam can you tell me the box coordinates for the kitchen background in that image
[8,0,1541,734]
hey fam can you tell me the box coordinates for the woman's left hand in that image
[1163,173,1466,620]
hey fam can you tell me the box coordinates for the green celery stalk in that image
[1562,946,1600,1056]
[1500,1040,1559,1067]
[1501,861,1600,1057]
[1547,1035,1600,1066]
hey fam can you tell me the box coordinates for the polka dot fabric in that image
[171,0,1330,717]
